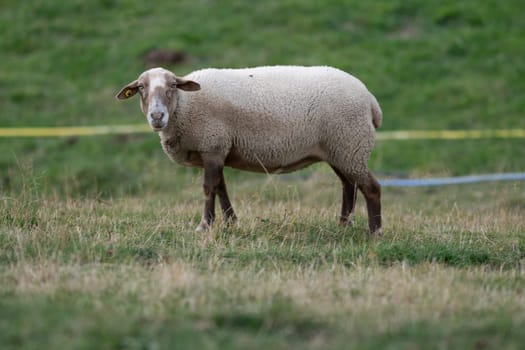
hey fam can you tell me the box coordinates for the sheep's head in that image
[116,67,200,131]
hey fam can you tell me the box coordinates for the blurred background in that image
[1,0,524,197]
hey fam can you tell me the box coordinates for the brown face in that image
[116,68,201,131]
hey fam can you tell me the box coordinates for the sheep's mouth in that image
[151,125,167,132]
[150,122,167,132]
[149,120,168,131]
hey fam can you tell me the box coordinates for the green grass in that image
[1,174,524,349]
[1,0,525,348]
[1,0,525,193]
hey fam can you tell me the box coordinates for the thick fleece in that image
[160,66,381,181]
[117,65,383,234]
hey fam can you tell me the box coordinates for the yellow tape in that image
[0,125,524,140]
[0,124,151,137]
[376,129,525,140]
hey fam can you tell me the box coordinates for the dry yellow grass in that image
[1,173,524,348]
[3,259,524,333]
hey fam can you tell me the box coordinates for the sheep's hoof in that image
[224,214,238,226]
[371,227,383,237]
[195,222,211,232]
[339,217,354,227]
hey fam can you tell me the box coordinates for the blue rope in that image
[380,172,525,187]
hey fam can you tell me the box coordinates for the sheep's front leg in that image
[217,174,237,224]
[196,160,220,232]
[196,156,234,232]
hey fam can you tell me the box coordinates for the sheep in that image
[116,66,383,235]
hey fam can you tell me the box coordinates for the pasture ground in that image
[1,1,525,348]
[1,172,524,349]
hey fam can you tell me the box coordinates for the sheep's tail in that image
[370,94,382,129]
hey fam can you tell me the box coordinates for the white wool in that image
[117,65,383,234]
[159,65,381,180]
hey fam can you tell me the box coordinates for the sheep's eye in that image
[138,84,145,90]
[170,83,177,89]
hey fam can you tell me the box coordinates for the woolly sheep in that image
[116,66,383,235]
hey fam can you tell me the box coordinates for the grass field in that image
[2,177,524,349]
[1,0,525,348]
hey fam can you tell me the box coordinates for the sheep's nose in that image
[150,111,165,120]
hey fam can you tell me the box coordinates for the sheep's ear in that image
[116,80,139,100]
[176,78,201,92]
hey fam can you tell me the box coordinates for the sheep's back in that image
[179,66,377,170]
[186,66,373,126]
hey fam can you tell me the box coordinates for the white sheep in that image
[116,66,383,235]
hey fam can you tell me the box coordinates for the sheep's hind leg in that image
[330,165,357,226]
[357,170,382,236]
